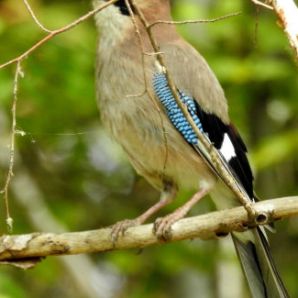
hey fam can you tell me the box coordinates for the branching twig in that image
[23,0,52,33]
[0,0,118,70]
[0,196,297,264]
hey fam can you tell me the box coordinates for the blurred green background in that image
[0,0,298,297]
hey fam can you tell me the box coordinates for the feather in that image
[232,228,289,298]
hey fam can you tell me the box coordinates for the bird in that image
[93,0,289,297]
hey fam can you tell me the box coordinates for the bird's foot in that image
[153,208,186,241]
[110,218,141,245]
[153,188,209,241]
[110,191,177,244]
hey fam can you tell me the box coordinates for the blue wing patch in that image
[153,72,204,145]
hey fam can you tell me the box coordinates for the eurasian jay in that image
[93,0,288,297]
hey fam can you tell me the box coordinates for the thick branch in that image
[0,196,297,263]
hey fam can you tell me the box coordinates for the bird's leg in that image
[154,187,210,241]
[111,186,177,243]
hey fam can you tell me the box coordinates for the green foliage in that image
[0,0,297,297]
[0,271,26,298]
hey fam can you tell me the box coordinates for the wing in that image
[153,72,289,297]
[153,72,254,199]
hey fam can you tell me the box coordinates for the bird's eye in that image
[105,0,133,16]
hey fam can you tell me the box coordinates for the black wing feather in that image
[194,101,254,198]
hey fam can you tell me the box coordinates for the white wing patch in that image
[220,133,236,161]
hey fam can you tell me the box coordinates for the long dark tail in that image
[232,227,289,298]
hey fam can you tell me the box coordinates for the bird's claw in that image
[153,213,180,241]
[110,219,140,245]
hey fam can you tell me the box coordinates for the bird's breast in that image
[97,58,215,191]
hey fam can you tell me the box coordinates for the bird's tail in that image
[232,227,289,298]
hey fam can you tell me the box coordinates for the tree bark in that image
[0,196,297,265]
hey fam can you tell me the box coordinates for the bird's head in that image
[93,0,171,35]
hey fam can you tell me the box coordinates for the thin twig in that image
[124,0,169,173]
[23,0,52,33]
[124,0,155,101]
[0,196,297,264]
[0,61,24,231]
[148,12,242,28]
[251,0,274,10]
[0,0,118,70]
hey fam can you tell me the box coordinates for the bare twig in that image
[124,0,170,172]
[0,0,118,70]
[0,61,24,231]
[23,0,52,33]
[0,196,297,263]
[148,12,242,29]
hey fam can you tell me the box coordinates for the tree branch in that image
[0,196,297,265]
[148,12,242,28]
